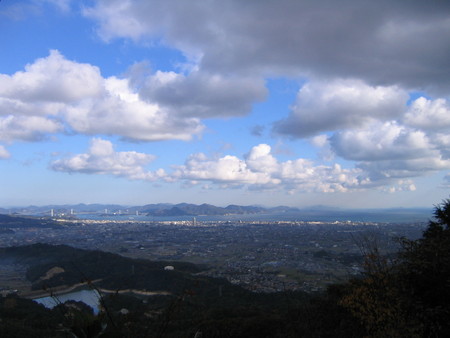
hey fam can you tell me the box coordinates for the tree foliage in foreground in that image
[341,198,450,337]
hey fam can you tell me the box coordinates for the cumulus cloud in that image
[431,134,450,160]
[83,0,450,91]
[0,51,101,142]
[172,144,367,193]
[79,0,450,190]
[3,1,449,199]
[0,50,268,144]
[141,70,267,118]
[404,97,450,131]
[0,50,209,143]
[330,122,434,161]
[64,76,203,141]
[272,80,450,184]
[0,115,62,142]
[310,135,334,162]
[328,121,450,181]
[51,140,434,194]
[311,135,329,148]
[172,152,277,186]
[51,138,165,180]
[0,50,102,105]
[0,145,10,159]
[245,144,279,174]
[274,79,408,138]
[382,179,417,194]
[358,157,450,182]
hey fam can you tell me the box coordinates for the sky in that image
[0,0,449,208]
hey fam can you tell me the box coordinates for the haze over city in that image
[1,0,449,208]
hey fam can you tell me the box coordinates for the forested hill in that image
[0,243,363,337]
[0,243,205,293]
[0,214,59,229]
[144,203,267,216]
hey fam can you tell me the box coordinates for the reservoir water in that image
[34,289,100,314]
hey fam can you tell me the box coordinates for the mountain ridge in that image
[0,203,432,221]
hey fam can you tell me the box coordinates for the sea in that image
[74,208,431,224]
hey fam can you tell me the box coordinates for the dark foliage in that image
[0,214,59,229]
[341,197,450,337]
[0,242,363,337]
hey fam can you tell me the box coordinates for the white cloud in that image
[358,157,450,182]
[172,152,277,186]
[432,133,450,160]
[328,121,450,182]
[0,115,62,142]
[0,50,103,104]
[3,2,449,201]
[0,50,268,145]
[51,140,435,194]
[245,144,279,174]
[65,76,203,141]
[404,97,450,131]
[330,122,434,161]
[310,135,334,162]
[83,0,153,42]
[79,0,450,191]
[311,135,328,148]
[0,51,205,143]
[0,145,10,159]
[382,179,417,193]
[172,144,366,193]
[0,50,101,143]
[51,138,165,180]
[274,79,408,138]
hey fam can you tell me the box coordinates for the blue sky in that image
[0,0,449,208]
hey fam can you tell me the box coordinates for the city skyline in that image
[1,0,449,208]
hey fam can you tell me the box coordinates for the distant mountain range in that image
[0,203,432,222]
[0,203,299,217]
[143,203,270,216]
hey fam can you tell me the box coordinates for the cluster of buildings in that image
[0,217,425,293]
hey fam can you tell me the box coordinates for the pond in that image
[34,289,101,314]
